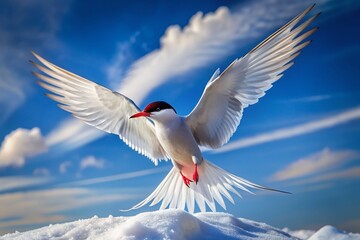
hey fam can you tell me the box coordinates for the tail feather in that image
[122,159,289,213]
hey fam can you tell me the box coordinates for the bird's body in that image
[154,114,202,180]
[32,5,319,212]
[130,102,203,183]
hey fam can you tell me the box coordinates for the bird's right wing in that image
[31,53,168,165]
[186,4,319,149]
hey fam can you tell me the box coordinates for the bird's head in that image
[130,101,177,122]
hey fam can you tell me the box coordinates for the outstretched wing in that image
[186,4,319,149]
[32,53,168,165]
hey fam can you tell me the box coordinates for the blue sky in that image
[0,0,360,235]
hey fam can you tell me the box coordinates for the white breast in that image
[154,116,202,168]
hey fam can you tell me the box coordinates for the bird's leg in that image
[180,171,192,188]
[193,164,199,184]
[191,156,201,184]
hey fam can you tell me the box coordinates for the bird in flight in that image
[32,5,319,212]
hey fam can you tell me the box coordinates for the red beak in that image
[130,111,150,119]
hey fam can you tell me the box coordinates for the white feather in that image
[32,53,169,165]
[124,159,288,213]
[186,4,319,149]
[32,4,317,214]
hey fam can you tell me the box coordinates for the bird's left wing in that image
[31,53,168,165]
[186,4,319,149]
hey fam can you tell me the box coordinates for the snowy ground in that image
[1,210,359,240]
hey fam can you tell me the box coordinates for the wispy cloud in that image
[285,94,332,103]
[216,106,360,153]
[114,1,324,103]
[70,167,168,186]
[45,118,104,150]
[0,1,68,124]
[0,176,50,193]
[0,188,137,235]
[33,168,51,177]
[291,167,360,186]
[0,73,26,125]
[44,1,314,152]
[59,161,72,174]
[106,31,140,89]
[114,3,301,103]
[0,168,167,234]
[271,148,360,181]
[269,147,360,192]
[79,156,105,170]
[0,128,47,168]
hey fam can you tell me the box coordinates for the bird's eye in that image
[156,107,161,111]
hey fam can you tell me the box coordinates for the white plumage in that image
[33,56,169,165]
[32,4,319,212]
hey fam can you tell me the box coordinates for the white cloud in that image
[33,168,50,177]
[0,176,50,193]
[45,118,85,147]
[0,1,68,124]
[0,187,137,234]
[115,2,308,103]
[44,1,314,152]
[80,156,105,170]
[271,148,360,181]
[216,106,360,153]
[319,167,360,182]
[70,167,168,186]
[282,228,315,240]
[116,6,239,103]
[106,31,140,88]
[286,94,332,103]
[45,118,104,150]
[269,147,360,191]
[291,167,360,186]
[59,161,72,174]
[0,71,26,124]
[0,128,47,168]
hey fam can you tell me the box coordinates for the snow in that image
[308,225,360,240]
[1,210,359,240]
[282,228,316,239]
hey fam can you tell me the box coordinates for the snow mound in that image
[282,228,316,239]
[308,225,360,240]
[1,210,294,240]
[1,210,359,240]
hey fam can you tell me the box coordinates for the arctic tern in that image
[32,4,319,212]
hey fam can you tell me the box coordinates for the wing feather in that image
[186,5,319,149]
[32,53,168,164]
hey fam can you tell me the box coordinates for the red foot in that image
[180,171,192,187]
[193,164,199,184]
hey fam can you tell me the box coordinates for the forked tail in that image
[123,159,289,213]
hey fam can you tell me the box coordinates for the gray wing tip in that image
[44,93,53,98]
[249,182,292,194]
[30,51,37,57]
[29,60,43,71]
[31,51,42,60]
[265,187,292,195]
[31,51,43,64]
[304,3,316,15]
[35,80,43,86]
